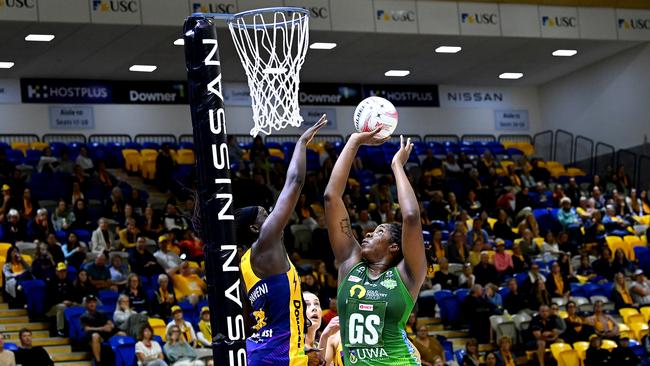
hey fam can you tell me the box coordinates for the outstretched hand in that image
[392,135,413,167]
[352,127,390,146]
[299,114,328,145]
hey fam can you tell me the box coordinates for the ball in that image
[353,96,398,138]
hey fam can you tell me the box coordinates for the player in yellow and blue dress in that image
[235,116,326,365]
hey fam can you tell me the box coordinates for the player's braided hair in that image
[385,223,404,265]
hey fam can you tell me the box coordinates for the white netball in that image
[353,96,398,138]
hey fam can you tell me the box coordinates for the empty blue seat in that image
[3,343,17,351]
[142,142,160,150]
[454,288,470,301]
[109,336,137,366]
[21,280,46,317]
[455,349,466,364]
[179,142,194,149]
[72,229,91,243]
[125,142,141,150]
[99,290,119,308]
[6,149,24,164]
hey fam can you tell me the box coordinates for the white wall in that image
[0,85,542,139]
[539,43,650,149]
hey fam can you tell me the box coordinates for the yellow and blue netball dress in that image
[241,248,308,366]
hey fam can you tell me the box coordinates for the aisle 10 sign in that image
[49,106,95,129]
[495,109,529,131]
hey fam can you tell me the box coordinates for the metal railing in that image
[594,142,615,178]
[554,129,574,165]
[573,135,594,175]
[461,134,496,144]
[88,134,132,145]
[0,134,40,145]
[423,135,459,144]
[498,134,532,144]
[617,149,638,185]
[533,131,553,161]
[134,134,177,146]
[42,134,87,144]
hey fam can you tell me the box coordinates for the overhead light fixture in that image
[25,34,55,42]
[0,62,15,69]
[129,64,157,73]
[385,70,410,77]
[310,42,337,50]
[499,72,523,80]
[174,38,184,46]
[435,46,462,54]
[552,49,577,57]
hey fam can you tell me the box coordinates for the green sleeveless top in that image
[337,262,419,366]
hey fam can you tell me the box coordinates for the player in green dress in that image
[324,131,427,366]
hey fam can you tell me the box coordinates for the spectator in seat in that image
[52,199,75,232]
[30,208,54,242]
[86,254,113,290]
[62,232,87,270]
[91,218,115,255]
[321,297,338,326]
[164,324,204,366]
[518,228,538,257]
[130,236,164,277]
[357,209,378,235]
[611,248,634,276]
[430,230,446,263]
[163,203,189,237]
[155,144,176,194]
[503,278,527,314]
[3,246,31,302]
[473,251,499,286]
[613,336,641,365]
[447,230,469,264]
[493,209,516,242]
[540,231,562,261]
[81,294,118,366]
[109,255,130,288]
[31,242,56,282]
[463,284,495,343]
[123,273,149,313]
[585,301,619,340]
[19,188,36,221]
[522,263,546,294]
[154,234,182,274]
[71,199,92,231]
[485,283,503,311]
[432,257,458,290]
[576,254,597,281]
[142,205,164,241]
[530,305,560,366]
[97,161,114,189]
[197,306,212,348]
[511,242,531,273]
[585,335,611,366]
[136,324,167,366]
[2,208,27,244]
[460,338,480,366]
[466,219,489,249]
[493,239,513,276]
[427,191,448,223]
[118,217,140,250]
[178,231,204,263]
[529,280,551,311]
[592,248,616,281]
[76,146,94,173]
[550,303,566,335]
[152,274,176,319]
[458,263,475,289]
[166,306,197,346]
[630,269,650,306]
[45,232,65,265]
[46,262,75,337]
[14,328,53,366]
[227,135,244,168]
[0,332,15,366]
[71,269,98,305]
[612,272,638,310]
[113,294,136,329]
[37,147,59,174]
[412,324,445,366]
[172,261,206,306]
[546,261,570,299]
[105,187,126,223]
[494,336,515,366]
[563,300,593,344]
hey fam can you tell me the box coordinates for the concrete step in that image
[54,360,93,366]
[0,303,9,309]
[45,345,72,354]
[5,329,49,340]
[0,308,27,317]
[32,337,70,347]
[436,329,470,338]
[0,322,49,331]
[52,352,90,362]
[0,315,28,324]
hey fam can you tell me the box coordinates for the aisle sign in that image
[495,110,528,131]
[300,107,337,129]
[49,106,95,129]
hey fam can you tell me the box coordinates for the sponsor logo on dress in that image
[380,278,397,290]
[348,275,362,283]
[358,304,374,311]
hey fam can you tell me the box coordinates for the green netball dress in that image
[337,262,420,366]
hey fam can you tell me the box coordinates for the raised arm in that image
[256,116,327,247]
[393,136,427,299]
[324,129,388,278]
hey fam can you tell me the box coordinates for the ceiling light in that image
[499,72,523,80]
[385,70,410,77]
[25,34,55,42]
[129,65,157,73]
[435,46,462,54]
[310,42,337,50]
[0,62,14,69]
[552,49,577,57]
[174,38,184,46]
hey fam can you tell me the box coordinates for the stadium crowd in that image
[0,136,649,365]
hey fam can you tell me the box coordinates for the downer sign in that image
[113,81,188,104]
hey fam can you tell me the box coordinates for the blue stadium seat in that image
[455,349,466,364]
[125,142,141,150]
[21,280,46,317]
[64,306,86,343]
[454,288,470,302]
[179,142,194,150]
[24,149,42,166]
[99,290,119,309]
[109,336,137,366]
[0,142,10,152]
[72,229,91,243]
[6,149,24,165]
[3,343,17,351]
[142,142,160,150]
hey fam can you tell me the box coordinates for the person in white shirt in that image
[75,147,94,173]
[154,235,182,274]
[0,332,16,366]
[630,269,650,306]
[91,218,115,255]
[135,324,167,366]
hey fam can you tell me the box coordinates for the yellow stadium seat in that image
[140,149,158,160]
[560,349,580,366]
[627,314,646,326]
[558,310,568,319]
[141,157,156,180]
[176,149,195,165]
[619,322,631,339]
[550,342,572,365]
[500,160,514,170]
[0,243,12,259]
[634,215,650,226]
[21,254,32,266]
[640,307,650,322]
[630,322,649,341]
[496,167,506,176]
[269,148,285,160]
[487,218,497,230]
[503,142,535,156]
[620,308,640,324]
[10,142,28,155]
[601,339,617,351]
[534,237,545,249]
[148,318,167,339]
[572,341,588,360]
[566,167,586,177]
[122,149,141,173]
[546,161,564,169]
[606,236,625,257]
[29,141,49,151]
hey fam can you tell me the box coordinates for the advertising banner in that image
[458,2,500,36]
[0,0,37,21]
[363,84,439,107]
[500,4,540,38]
[49,105,95,129]
[285,0,331,31]
[89,0,141,24]
[439,86,511,109]
[21,79,113,104]
[38,0,90,22]
[0,79,21,104]
[616,9,650,41]
[416,0,460,35]
[495,109,529,131]
[540,6,579,39]
[299,83,363,106]
[373,0,418,34]
[113,81,188,104]
[223,82,252,106]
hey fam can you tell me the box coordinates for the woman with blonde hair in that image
[612,272,638,310]
[163,324,204,366]
[113,294,136,329]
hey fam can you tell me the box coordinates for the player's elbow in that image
[323,190,335,203]
[402,210,420,224]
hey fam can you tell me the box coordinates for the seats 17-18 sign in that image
[49,106,95,129]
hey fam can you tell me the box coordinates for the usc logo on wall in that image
[92,0,138,13]
[0,0,35,9]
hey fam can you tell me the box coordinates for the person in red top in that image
[321,297,338,326]
[493,239,514,276]
[178,231,204,262]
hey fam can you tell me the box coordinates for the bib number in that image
[345,298,386,348]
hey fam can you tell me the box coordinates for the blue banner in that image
[21,79,112,104]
